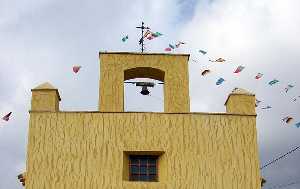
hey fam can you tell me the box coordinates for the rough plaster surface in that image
[26,112,260,189]
[26,52,260,189]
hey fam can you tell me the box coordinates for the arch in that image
[124,67,165,81]
[99,52,190,112]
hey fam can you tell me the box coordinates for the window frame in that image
[128,155,158,182]
[123,151,164,182]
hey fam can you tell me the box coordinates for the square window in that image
[129,155,158,182]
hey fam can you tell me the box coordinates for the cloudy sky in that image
[1,0,300,188]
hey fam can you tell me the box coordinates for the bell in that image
[140,86,150,95]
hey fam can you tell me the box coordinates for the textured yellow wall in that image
[31,90,60,112]
[99,52,190,113]
[225,94,256,115]
[26,52,260,189]
[26,112,261,189]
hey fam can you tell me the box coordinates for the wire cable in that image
[260,145,300,170]
[267,179,300,189]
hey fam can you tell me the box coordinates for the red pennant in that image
[147,36,154,40]
[73,66,81,73]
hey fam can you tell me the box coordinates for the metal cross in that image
[136,22,150,53]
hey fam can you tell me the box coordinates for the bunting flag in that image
[175,41,185,48]
[255,99,261,107]
[261,106,272,109]
[169,44,175,49]
[268,79,279,86]
[295,122,300,128]
[209,58,226,63]
[255,73,264,79]
[284,84,294,93]
[2,112,12,121]
[122,35,128,42]
[144,31,163,40]
[164,48,172,51]
[143,30,151,38]
[234,66,245,73]
[282,116,293,124]
[199,50,207,55]
[147,36,154,40]
[73,66,81,73]
[151,32,163,37]
[216,78,225,85]
[201,69,211,76]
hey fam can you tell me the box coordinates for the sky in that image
[0,0,300,188]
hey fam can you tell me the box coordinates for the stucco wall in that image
[26,112,260,189]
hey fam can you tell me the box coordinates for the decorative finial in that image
[136,22,150,53]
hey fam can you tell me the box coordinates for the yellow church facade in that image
[25,52,261,189]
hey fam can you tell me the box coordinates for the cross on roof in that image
[136,22,150,53]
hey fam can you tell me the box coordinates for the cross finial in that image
[136,22,150,53]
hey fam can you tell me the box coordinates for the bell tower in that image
[25,51,260,189]
[98,52,190,113]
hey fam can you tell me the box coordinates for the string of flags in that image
[187,45,300,129]
[2,28,292,129]
[117,26,299,130]
[164,41,186,52]
[144,31,163,40]
[116,29,300,129]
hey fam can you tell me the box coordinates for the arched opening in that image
[124,67,164,112]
